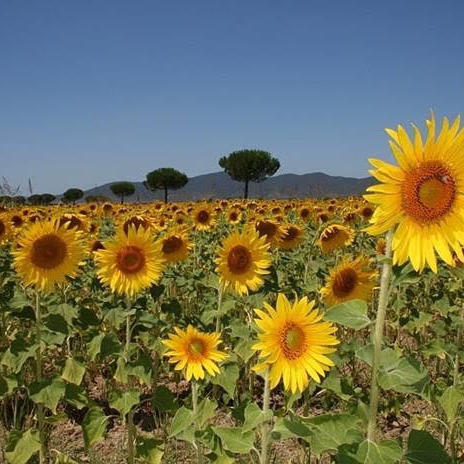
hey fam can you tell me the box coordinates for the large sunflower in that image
[319,224,354,254]
[13,220,86,291]
[193,205,216,231]
[320,257,378,307]
[252,294,339,394]
[215,228,271,295]
[365,114,464,272]
[94,225,165,296]
[162,325,228,381]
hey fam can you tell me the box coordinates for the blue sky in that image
[1,0,464,195]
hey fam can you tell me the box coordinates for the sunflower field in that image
[0,115,463,464]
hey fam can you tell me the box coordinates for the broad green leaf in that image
[438,384,464,424]
[64,383,92,410]
[304,413,363,456]
[114,357,129,384]
[82,407,108,448]
[243,402,273,433]
[5,429,41,464]
[235,339,255,363]
[61,358,86,385]
[405,430,451,464]
[136,437,164,464]
[354,439,403,464]
[29,377,66,414]
[169,406,195,437]
[211,427,254,454]
[151,386,178,412]
[324,300,371,330]
[211,363,239,398]
[52,450,79,464]
[282,417,311,437]
[195,398,217,428]
[0,374,18,398]
[1,338,37,373]
[109,389,140,417]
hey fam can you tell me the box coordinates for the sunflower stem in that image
[125,298,135,464]
[259,369,271,464]
[367,228,393,442]
[192,380,199,415]
[215,283,224,333]
[35,291,47,464]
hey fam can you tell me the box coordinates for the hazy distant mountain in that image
[78,171,375,202]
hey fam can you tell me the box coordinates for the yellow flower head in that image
[94,225,165,296]
[162,325,228,381]
[160,228,192,263]
[215,227,271,295]
[13,220,86,292]
[365,114,464,272]
[320,256,378,307]
[253,294,339,394]
[319,224,354,254]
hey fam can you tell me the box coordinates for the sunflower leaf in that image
[324,300,371,330]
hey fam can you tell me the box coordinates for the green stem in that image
[367,228,394,442]
[259,369,271,464]
[125,298,135,464]
[192,381,199,415]
[35,291,47,464]
[215,284,224,333]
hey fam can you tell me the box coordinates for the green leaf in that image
[136,437,164,464]
[29,377,66,414]
[61,358,86,385]
[235,339,255,363]
[353,440,403,464]
[52,450,79,464]
[211,427,255,454]
[195,398,217,428]
[5,429,41,464]
[151,386,178,412]
[169,406,195,437]
[64,384,92,410]
[282,417,311,437]
[304,413,363,456]
[211,363,239,398]
[242,402,273,433]
[1,337,37,373]
[438,384,464,424]
[109,389,140,417]
[324,300,371,330]
[0,374,18,398]
[405,430,451,464]
[82,407,108,448]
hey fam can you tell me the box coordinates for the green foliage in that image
[63,187,84,204]
[145,167,188,203]
[110,181,136,204]
[218,148,280,198]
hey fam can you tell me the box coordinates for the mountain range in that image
[80,171,375,202]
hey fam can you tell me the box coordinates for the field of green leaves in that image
[0,193,462,464]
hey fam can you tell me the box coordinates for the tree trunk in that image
[164,187,168,204]
[244,180,249,199]
[121,193,124,204]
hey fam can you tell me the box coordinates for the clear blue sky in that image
[1,0,464,195]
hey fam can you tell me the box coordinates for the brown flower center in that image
[196,210,210,224]
[227,245,252,274]
[256,221,277,238]
[281,226,300,242]
[300,208,310,219]
[402,161,456,223]
[162,236,183,254]
[116,246,145,274]
[0,220,5,237]
[332,268,358,297]
[30,234,67,270]
[281,323,306,360]
[321,226,339,242]
[59,215,82,230]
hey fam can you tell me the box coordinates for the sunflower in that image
[319,224,354,254]
[277,224,305,250]
[320,257,378,307]
[227,208,242,225]
[120,215,153,235]
[254,219,283,248]
[193,205,216,231]
[160,228,192,263]
[162,325,228,381]
[215,228,271,295]
[0,214,13,244]
[365,114,464,272]
[94,225,165,296]
[13,220,86,291]
[252,293,339,394]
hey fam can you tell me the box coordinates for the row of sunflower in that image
[0,114,463,463]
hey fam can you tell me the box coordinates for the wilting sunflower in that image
[320,257,378,307]
[252,293,339,394]
[162,325,227,381]
[319,224,354,253]
[193,205,216,231]
[120,215,153,236]
[365,114,464,272]
[94,225,165,296]
[215,228,271,295]
[13,220,86,291]
[277,224,305,250]
[160,228,192,263]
